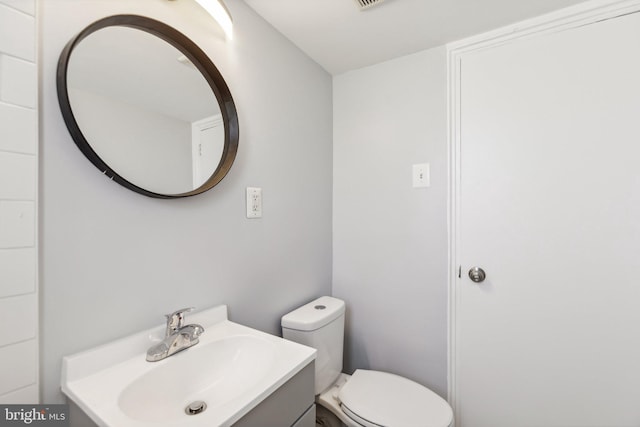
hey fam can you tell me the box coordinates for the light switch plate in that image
[412,163,430,188]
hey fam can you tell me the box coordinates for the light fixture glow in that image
[193,0,233,40]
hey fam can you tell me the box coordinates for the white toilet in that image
[282,296,453,427]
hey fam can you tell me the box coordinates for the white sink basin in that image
[61,305,316,427]
[119,335,277,423]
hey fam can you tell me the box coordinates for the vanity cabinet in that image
[232,361,315,427]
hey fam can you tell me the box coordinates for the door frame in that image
[446,0,640,421]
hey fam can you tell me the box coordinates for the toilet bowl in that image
[281,296,453,427]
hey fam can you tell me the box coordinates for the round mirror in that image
[57,15,239,198]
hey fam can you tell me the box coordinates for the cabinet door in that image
[233,362,315,427]
[292,405,316,427]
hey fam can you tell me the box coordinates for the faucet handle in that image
[165,307,194,336]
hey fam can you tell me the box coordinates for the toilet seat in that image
[338,370,453,427]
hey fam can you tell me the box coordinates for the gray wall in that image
[332,47,448,397]
[40,0,332,403]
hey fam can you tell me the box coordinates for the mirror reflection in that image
[58,16,239,198]
[66,26,224,195]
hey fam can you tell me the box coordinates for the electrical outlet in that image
[246,187,262,218]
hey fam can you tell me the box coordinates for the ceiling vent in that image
[354,0,385,11]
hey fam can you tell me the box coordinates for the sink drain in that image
[185,401,207,415]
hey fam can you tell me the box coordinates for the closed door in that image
[454,10,640,426]
[192,116,224,188]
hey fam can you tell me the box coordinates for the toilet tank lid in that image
[281,296,345,331]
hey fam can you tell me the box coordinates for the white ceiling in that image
[242,0,587,75]
[69,26,217,123]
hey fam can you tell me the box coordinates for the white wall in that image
[40,0,332,403]
[333,47,448,396]
[69,88,193,194]
[0,0,38,404]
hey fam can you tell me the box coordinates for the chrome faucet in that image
[146,307,204,362]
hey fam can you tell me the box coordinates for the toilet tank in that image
[281,296,345,395]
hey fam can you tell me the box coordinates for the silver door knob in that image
[468,267,486,283]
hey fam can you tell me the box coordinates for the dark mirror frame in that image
[57,15,239,199]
